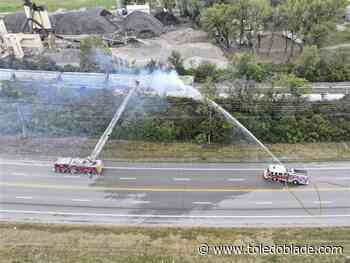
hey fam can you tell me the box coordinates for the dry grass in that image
[0,222,349,263]
[0,136,349,163]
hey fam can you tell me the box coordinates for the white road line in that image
[11,172,26,176]
[130,200,151,204]
[72,199,91,202]
[334,177,350,180]
[1,163,51,167]
[255,201,273,205]
[313,201,333,205]
[1,209,349,219]
[63,176,86,179]
[15,196,33,200]
[106,167,350,171]
[228,178,246,182]
[119,177,137,181]
[108,167,261,171]
[173,177,191,182]
[192,201,212,205]
[305,168,350,171]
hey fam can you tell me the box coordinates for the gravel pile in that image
[3,12,26,33]
[51,8,117,35]
[3,8,164,37]
[155,11,180,26]
[123,11,164,38]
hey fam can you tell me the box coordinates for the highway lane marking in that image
[15,196,33,200]
[173,177,191,182]
[72,199,91,202]
[119,177,137,181]
[254,201,273,205]
[11,172,26,176]
[335,177,350,180]
[228,178,246,182]
[130,200,151,204]
[1,182,349,193]
[1,209,350,219]
[192,201,212,205]
[106,167,261,171]
[313,201,333,204]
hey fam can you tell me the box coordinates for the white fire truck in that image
[263,165,309,185]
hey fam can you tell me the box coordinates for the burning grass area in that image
[0,222,349,263]
[0,136,349,162]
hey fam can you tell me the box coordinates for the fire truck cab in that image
[54,158,103,175]
[263,164,309,185]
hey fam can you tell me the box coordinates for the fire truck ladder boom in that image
[89,85,137,160]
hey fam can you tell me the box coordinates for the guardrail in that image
[0,68,194,88]
[0,68,347,94]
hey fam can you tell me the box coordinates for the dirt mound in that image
[123,11,164,38]
[3,8,164,38]
[163,28,208,44]
[51,8,117,35]
[3,12,26,33]
[155,11,180,26]
[3,8,117,35]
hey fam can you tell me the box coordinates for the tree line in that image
[1,80,349,144]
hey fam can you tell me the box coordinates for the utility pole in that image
[16,104,27,139]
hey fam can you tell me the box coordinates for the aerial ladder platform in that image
[54,82,138,176]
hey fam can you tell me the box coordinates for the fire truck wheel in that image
[71,168,79,175]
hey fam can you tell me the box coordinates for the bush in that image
[231,53,269,82]
[80,36,111,72]
[167,51,187,75]
[190,61,223,83]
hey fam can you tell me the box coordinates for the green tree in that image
[246,0,272,52]
[192,62,221,83]
[293,45,321,81]
[80,36,111,72]
[320,49,350,82]
[231,53,268,82]
[201,77,218,98]
[280,0,347,49]
[201,3,240,49]
[168,51,187,75]
[277,73,311,97]
[301,0,348,47]
[279,0,305,57]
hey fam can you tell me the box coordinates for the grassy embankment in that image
[0,0,115,13]
[0,222,349,263]
[1,136,349,162]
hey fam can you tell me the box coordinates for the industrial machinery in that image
[263,165,310,185]
[54,82,138,176]
[22,0,54,38]
[0,19,44,59]
[0,0,54,59]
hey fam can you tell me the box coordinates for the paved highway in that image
[0,158,349,226]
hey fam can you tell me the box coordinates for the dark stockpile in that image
[4,8,164,37]
[3,12,27,33]
[51,8,118,35]
[3,8,117,34]
[123,11,165,38]
[155,11,180,26]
